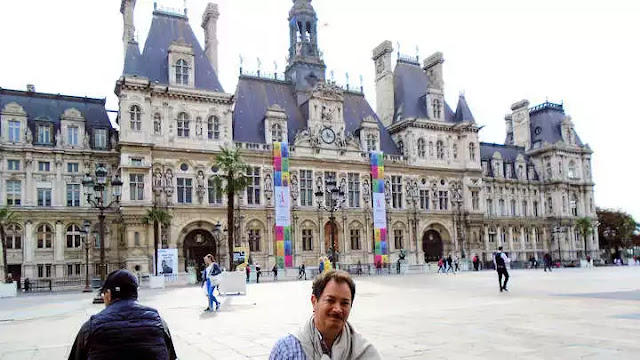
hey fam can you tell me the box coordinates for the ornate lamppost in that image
[406,180,419,264]
[315,179,345,268]
[81,164,122,303]
[552,224,564,264]
[81,220,92,293]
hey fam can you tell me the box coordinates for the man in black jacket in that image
[68,269,177,360]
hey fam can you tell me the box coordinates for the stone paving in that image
[1,267,639,359]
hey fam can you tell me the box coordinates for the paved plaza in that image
[0,267,639,359]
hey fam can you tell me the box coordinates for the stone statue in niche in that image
[168,125,175,142]
[264,173,273,194]
[24,127,32,144]
[321,104,333,121]
[316,176,324,195]
[56,129,63,147]
[195,117,203,137]
[384,180,392,204]
[196,170,206,203]
[153,168,163,190]
[110,133,117,149]
[164,168,174,188]
[83,131,90,149]
[362,179,371,203]
[290,174,299,201]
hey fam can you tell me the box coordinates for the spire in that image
[454,93,475,123]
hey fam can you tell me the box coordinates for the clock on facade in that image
[321,127,336,144]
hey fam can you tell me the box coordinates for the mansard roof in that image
[529,102,583,146]
[479,142,538,180]
[233,76,400,154]
[123,10,224,92]
[453,94,475,123]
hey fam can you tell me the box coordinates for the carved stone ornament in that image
[311,81,344,102]
[362,178,371,204]
[264,173,273,200]
[290,174,299,201]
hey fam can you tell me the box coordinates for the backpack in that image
[210,263,222,277]
[495,253,506,268]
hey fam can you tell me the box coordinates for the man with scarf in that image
[269,270,381,359]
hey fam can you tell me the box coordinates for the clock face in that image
[321,127,336,144]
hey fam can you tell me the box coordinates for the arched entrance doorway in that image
[324,221,340,260]
[422,230,443,263]
[183,229,216,282]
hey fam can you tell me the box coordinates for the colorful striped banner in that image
[370,151,388,266]
[273,142,292,268]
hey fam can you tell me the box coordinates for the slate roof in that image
[479,142,538,180]
[233,76,400,154]
[393,61,474,123]
[529,103,583,146]
[0,88,114,145]
[123,11,224,92]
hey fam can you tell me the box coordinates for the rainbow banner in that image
[370,151,388,266]
[273,142,292,268]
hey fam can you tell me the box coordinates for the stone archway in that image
[183,229,216,281]
[422,230,443,263]
[324,221,340,256]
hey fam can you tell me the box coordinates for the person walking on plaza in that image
[319,258,325,276]
[453,254,460,273]
[472,254,479,271]
[273,264,279,281]
[68,269,177,360]
[494,247,511,292]
[246,264,251,283]
[269,270,382,359]
[298,264,307,280]
[256,263,262,283]
[543,253,552,272]
[446,254,453,273]
[437,256,445,273]
[202,254,222,312]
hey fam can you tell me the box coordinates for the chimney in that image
[26,84,35,92]
[372,40,394,128]
[510,99,531,150]
[202,3,220,74]
[504,114,513,145]
[121,0,137,58]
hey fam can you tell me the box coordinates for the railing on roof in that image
[397,53,420,65]
[234,142,272,151]
[529,101,564,114]
[239,68,286,82]
[360,152,406,163]
[329,81,363,94]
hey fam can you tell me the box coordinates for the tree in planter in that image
[575,217,593,259]
[143,207,173,275]
[213,147,251,271]
[0,207,18,283]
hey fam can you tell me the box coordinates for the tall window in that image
[498,199,505,216]
[522,201,528,217]
[570,195,578,216]
[66,224,82,248]
[568,160,577,179]
[438,190,449,210]
[300,170,313,206]
[175,59,189,85]
[248,229,261,252]
[488,227,496,243]
[67,162,79,173]
[432,99,442,118]
[417,138,426,158]
[271,124,283,142]
[391,176,402,209]
[67,184,81,207]
[524,228,530,243]
[246,167,261,205]
[302,229,313,251]
[472,191,479,210]
[37,224,53,249]
[420,189,430,210]
[398,140,404,156]
[67,126,79,145]
[134,232,141,246]
[348,173,360,208]
[37,124,52,144]
[324,172,337,205]
[177,178,193,203]
[429,141,434,157]
[436,141,444,160]
[366,134,377,152]
[208,116,220,140]
[129,105,141,130]
[37,188,52,207]
[469,143,476,161]
[8,120,20,142]
[129,174,144,201]
[94,129,107,148]
[153,114,162,135]
[501,228,507,244]
[533,201,539,217]
[5,224,22,249]
[7,180,21,206]
[511,200,517,216]
[7,159,20,171]
[394,229,403,250]
[177,112,190,137]
[350,229,361,250]
[208,178,223,204]
[547,197,553,214]
[486,199,493,216]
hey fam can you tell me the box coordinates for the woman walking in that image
[201,254,222,312]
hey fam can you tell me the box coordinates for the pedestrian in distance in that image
[453,254,460,273]
[446,254,453,273]
[493,246,511,292]
[437,256,445,273]
[356,260,363,276]
[273,264,279,281]
[269,270,382,359]
[319,258,325,277]
[256,263,262,283]
[202,254,222,312]
[543,253,552,272]
[298,264,307,280]
[246,264,251,283]
[472,254,479,271]
[68,269,178,360]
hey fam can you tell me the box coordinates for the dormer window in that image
[67,126,79,146]
[177,112,190,137]
[37,124,52,144]
[129,105,141,131]
[271,124,283,142]
[175,59,190,85]
[94,129,107,149]
[8,120,21,142]
[366,134,378,152]
[432,99,442,119]
[417,138,426,158]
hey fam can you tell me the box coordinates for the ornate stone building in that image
[0,0,598,282]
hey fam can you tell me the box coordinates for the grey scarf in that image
[292,316,382,360]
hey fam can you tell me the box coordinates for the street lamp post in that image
[82,164,122,303]
[315,179,345,269]
[552,225,563,264]
[81,220,92,293]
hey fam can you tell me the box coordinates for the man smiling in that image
[270,270,381,359]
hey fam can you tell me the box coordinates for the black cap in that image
[100,269,138,299]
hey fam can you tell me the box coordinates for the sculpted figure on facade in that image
[264,173,273,198]
[55,129,63,147]
[195,117,203,137]
[362,179,371,204]
[196,170,206,203]
[25,126,32,144]
[164,168,174,188]
[290,174,299,202]
[385,179,392,204]
[83,131,90,149]
[153,168,163,190]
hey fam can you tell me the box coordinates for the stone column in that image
[508,226,514,252]
[25,159,34,206]
[55,160,64,207]
[318,212,325,257]
[519,226,526,261]
[267,211,274,259]
[484,224,490,261]
[54,221,65,277]
[592,226,599,259]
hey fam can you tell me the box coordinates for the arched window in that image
[366,134,377,152]
[417,138,426,158]
[153,113,162,135]
[175,59,189,85]
[177,112,190,137]
[488,227,496,242]
[248,228,261,252]
[398,140,404,156]
[37,224,53,249]
[570,194,578,216]
[207,116,220,140]
[5,224,22,249]
[436,140,444,160]
[129,105,141,131]
[524,228,530,242]
[522,200,528,217]
[568,160,577,179]
[66,224,82,248]
[271,124,283,142]
[469,143,476,161]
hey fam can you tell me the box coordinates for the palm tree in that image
[0,207,18,283]
[213,147,251,271]
[143,207,173,275]
[576,217,593,259]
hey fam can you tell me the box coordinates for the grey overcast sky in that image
[1,0,638,220]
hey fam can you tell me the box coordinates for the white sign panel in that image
[157,248,178,275]
[274,186,291,226]
[372,192,387,228]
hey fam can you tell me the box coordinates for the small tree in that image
[143,207,173,275]
[597,208,638,260]
[575,217,593,259]
[0,207,18,283]
[214,147,251,271]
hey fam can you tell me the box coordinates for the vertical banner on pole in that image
[273,142,292,268]
[370,151,388,266]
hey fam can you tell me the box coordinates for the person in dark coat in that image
[68,269,177,360]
